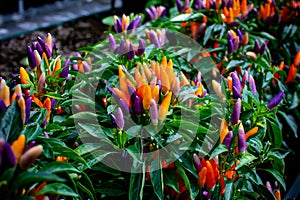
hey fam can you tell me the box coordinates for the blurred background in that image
[0,0,153,78]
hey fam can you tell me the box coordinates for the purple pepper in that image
[233,37,240,51]
[63,58,70,67]
[149,30,161,48]
[241,71,248,89]
[25,97,32,125]
[114,18,122,33]
[160,7,167,18]
[116,107,124,130]
[266,181,273,192]
[227,31,233,41]
[137,39,145,56]
[238,124,246,153]
[127,43,135,60]
[222,130,233,150]
[109,113,117,128]
[128,85,137,98]
[27,46,36,69]
[228,39,234,54]
[0,99,6,112]
[183,0,190,10]
[50,98,56,110]
[157,79,162,90]
[237,29,243,41]
[43,43,52,59]
[226,0,232,8]
[145,8,154,20]
[150,6,158,18]
[119,98,130,115]
[176,0,183,12]
[254,40,260,54]
[202,190,210,200]
[267,91,284,110]
[82,61,91,72]
[231,98,241,125]
[0,138,5,166]
[108,34,116,51]
[194,0,204,10]
[231,71,241,93]
[127,21,135,32]
[232,86,242,99]
[36,42,44,56]
[210,1,216,9]
[193,153,202,173]
[260,41,267,55]
[117,39,126,55]
[3,141,16,168]
[24,140,36,153]
[41,119,47,128]
[248,74,257,94]
[132,16,142,30]
[43,132,50,138]
[133,95,143,115]
[60,66,69,78]
[149,99,158,124]
[37,36,46,47]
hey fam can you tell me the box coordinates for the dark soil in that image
[0,13,109,78]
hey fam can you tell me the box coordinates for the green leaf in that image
[150,158,164,200]
[266,118,283,148]
[70,112,98,120]
[259,169,286,191]
[203,24,214,45]
[226,60,244,70]
[129,162,145,200]
[96,182,127,197]
[36,183,79,197]
[176,162,199,200]
[224,179,235,200]
[39,161,80,174]
[13,172,65,190]
[77,182,95,200]
[235,153,257,170]
[102,16,115,26]
[163,169,179,192]
[24,122,42,142]
[278,111,298,138]
[0,101,23,143]
[209,144,228,159]
[126,125,142,139]
[77,122,109,140]
[170,14,191,22]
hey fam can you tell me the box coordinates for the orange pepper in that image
[18,96,26,124]
[275,190,281,200]
[0,85,10,106]
[198,167,207,188]
[241,0,247,15]
[220,119,229,143]
[42,53,50,75]
[118,66,129,95]
[20,67,30,85]
[180,71,190,87]
[31,95,43,108]
[158,92,172,121]
[43,98,52,122]
[52,57,61,77]
[160,68,170,94]
[245,127,259,140]
[113,87,131,107]
[152,85,160,104]
[142,85,152,110]
[142,63,153,82]
[205,160,217,189]
[286,64,297,83]
[294,51,300,67]
[11,134,26,163]
[227,76,233,92]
